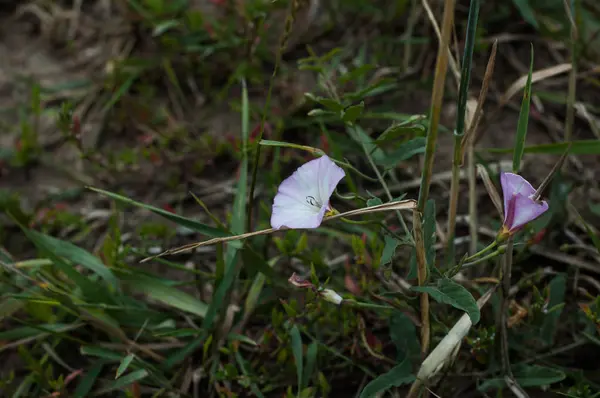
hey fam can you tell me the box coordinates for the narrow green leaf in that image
[201,79,249,334]
[485,139,600,155]
[88,187,229,238]
[26,230,118,289]
[359,358,414,398]
[513,44,534,173]
[235,351,266,398]
[81,346,122,361]
[290,325,304,393]
[342,102,365,124]
[511,0,539,28]
[540,274,566,344]
[94,368,149,396]
[375,125,426,146]
[116,354,135,379]
[412,278,480,323]
[376,137,426,168]
[303,342,318,389]
[73,361,104,398]
[119,273,207,317]
[381,235,399,265]
[479,365,565,391]
[455,0,479,138]
[316,97,345,112]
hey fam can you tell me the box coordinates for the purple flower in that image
[271,155,345,229]
[500,172,549,234]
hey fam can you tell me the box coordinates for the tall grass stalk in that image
[445,0,479,267]
[414,0,456,358]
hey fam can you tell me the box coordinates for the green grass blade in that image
[118,273,207,318]
[485,139,600,155]
[88,187,229,238]
[455,0,479,140]
[73,361,104,398]
[513,44,534,173]
[201,79,249,333]
[26,230,118,290]
[290,325,304,395]
[93,368,149,396]
[116,353,136,379]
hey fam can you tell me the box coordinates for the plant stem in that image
[413,0,456,361]
[461,248,502,269]
[445,0,479,267]
[464,240,497,262]
[360,131,412,240]
[499,237,514,376]
[468,144,478,254]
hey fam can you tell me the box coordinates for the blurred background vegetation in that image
[1,0,600,397]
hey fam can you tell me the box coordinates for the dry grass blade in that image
[142,200,417,261]
[476,164,503,217]
[500,63,572,104]
[421,0,460,84]
[461,40,498,156]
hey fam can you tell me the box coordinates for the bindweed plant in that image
[2,1,600,397]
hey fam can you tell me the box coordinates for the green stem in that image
[461,248,502,269]
[464,240,498,262]
[445,0,479,267]
[358,128,412,240]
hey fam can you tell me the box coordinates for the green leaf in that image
[201,79,249,334]
[290,325,304,394]
[485,139,600,155]
[412,278,480,324]
[381,235,399,265]
[73,361,104,398]
[389,311,419,362]
[511,0,539,28]
[540,274,566,344]
[342,102,365,124]
[26,230,118,290]
[303,342,318,389]
[479,365,565,391]
[119,273,207,317]
[359,358,414,398]
[316,97,345,112]
[376,137,426,168]
[94,368,149,395]
[375,125,426,146]
[367,197,383,207]
[512,43,534,173]
[88,187,229,238]
[115,354,135,379]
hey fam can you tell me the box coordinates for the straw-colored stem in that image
[417,0,456,212]
[413,209,430,357]
[467,145,478,254]
[142,199,417,262]
[414,0,456,363]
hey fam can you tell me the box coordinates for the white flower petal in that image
[270,155,345,229]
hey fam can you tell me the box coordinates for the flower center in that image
[306,195,322,208]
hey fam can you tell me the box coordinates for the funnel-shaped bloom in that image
[500,172,549,234]
[271,155,345,229]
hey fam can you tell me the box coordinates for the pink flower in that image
[500,172,549,234]
[271,155,345,229]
